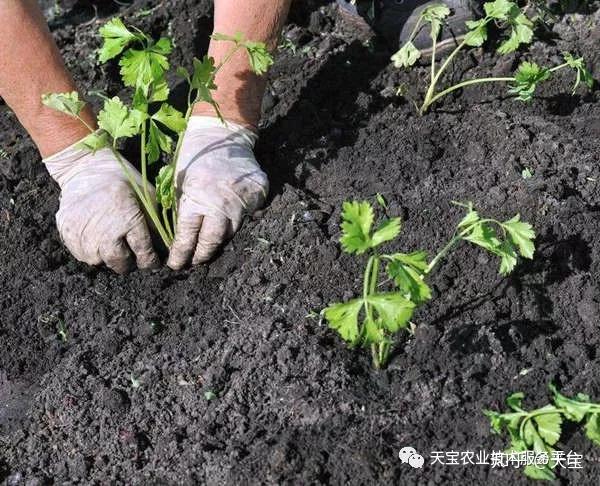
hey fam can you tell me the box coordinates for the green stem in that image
[110,147,172,247]
[423,77,515,111]
[162,207,174,241]
[140,121,150,203]
[549,62,569,73]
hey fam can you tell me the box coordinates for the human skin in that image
[0,0,292,155]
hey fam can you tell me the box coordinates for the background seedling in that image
[392,0,595,114]
[42,19,273,248]
[485,384,600,480]
[323,200,535,368]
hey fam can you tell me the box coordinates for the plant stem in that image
[549,62,569,73]
[75,115,172,246]
[423,76,515,111]
[140,121,150,203]
[162,207,174,241]
[425,234,462,275]
[110,147,172,247]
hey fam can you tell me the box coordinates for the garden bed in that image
[1,0,600,484]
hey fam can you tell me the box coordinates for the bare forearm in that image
[192,0,292,129]
[0,0,95,157]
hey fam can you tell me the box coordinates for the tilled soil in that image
[1,1,600,484]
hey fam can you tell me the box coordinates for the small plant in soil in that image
[485,384,600,480]
[42,18,273,248]
[323,200,535,369]
[391,0,595,114]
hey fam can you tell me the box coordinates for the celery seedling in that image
[392,0,595,113]
[323,200,535,368]
[485,384,600,480]
[42,19,273,248]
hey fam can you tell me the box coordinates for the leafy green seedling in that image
[323,200,535,368]
[392,0,595,113]
[42,19,273,248]
[204,390,217,401]
[485,384,600,480]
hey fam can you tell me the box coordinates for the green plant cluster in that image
[323,200,535,368]
[391,0,595,113]
[486,384,600,480]
[42,19,273,247]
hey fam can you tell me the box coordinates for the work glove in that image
[43,144,160,274]
[167,116,268,270]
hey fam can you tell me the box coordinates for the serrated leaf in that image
[463,222,502,253]
[497,7,533,54]
[77,131,110,153]
[156,164,175,209]
[41,91,85,118]
[391,41,421,68]
[119,48,169,95]
[151,103,187,133]
[422,3,451,40]
[502,215,535,259]
[387,251,431,303]
[506,391,525,411]
[340,201,374,254]
[147,120,173,163]
[371,218,401,247]
[363,317,385,345]
[98,18,143,63]
[457,204,480,229]
[367,292,415,333]
[323,298,364,344]
[498,240,518,276]
[509,61,551,102]
[585,413,600,446]
[484,0,515,19]
[98,97,145,141]
[549,384,594,422]
[564,52,595,94]
[464,19,488,47]
[243,41,274,75]
[533,407,562,446]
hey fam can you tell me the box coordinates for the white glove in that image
[43,144,159,274]
[167,116,268,270]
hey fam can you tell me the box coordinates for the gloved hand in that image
[167,116,268,270]
[43,144,160,274]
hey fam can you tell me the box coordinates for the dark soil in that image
[1,1,600,484]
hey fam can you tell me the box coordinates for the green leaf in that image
[549,383,597,422]
[502,215,535,259]
[462,222,502,253]
[176,66,191,83]
[456,203,480,229]
[585,412,600,446]
[323,298,364,344]
[98,18,143,63]
[506,391,525,411]
[363,317,385,345]
[340,201,374,254]
[391,42,421,68]
[41,91,85,118]
[564,52,595,94]
[77,131,110,153]
[147,120,173,163]
[464,19,488,47]
[483,0,515,19]
[422,3,451,40]
[497,6,533,54]
[497,240,518,276]
[149,78,170,103]
[371,218,401,247]
[533,407,562,446]
[387,251,431,304]
[156,164,175,209]
[483,410,505,433]
[243,41,274,75]
[98,97,145,142]
[509,61,551,102]
[151,103,187,133]
[119,48,169,94]
[367,292,415,333]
